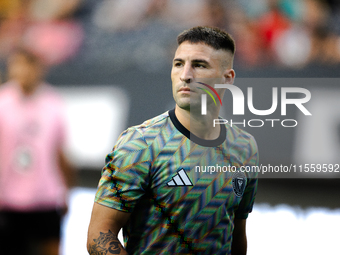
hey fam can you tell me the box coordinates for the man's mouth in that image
[179,87,191,92]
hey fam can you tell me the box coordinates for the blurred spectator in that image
[23,0,84,66]
[229,6,266,68]
[162,0,208,28]
[92,0,207,32]
[303,0,340,64]
[92,0,151,32]
[144,0,169,21]
[237,0,268,18]
[256,0,292,63]
[0,0,28,60]
[0,48,75,255]
[274,0,340,67]
[279,0,304,21]
[200,0,229,30]
[29,0,81,20]
[274,25,312,67]
[0,0,83,66]
[1,0,337,71]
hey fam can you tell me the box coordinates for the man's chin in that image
[177,104,190,111]
[177,103,204,114]
[176,97,205,112]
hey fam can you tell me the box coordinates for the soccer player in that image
[0,48,74,255]
[87,26,258,255]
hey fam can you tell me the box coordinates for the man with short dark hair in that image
[87,26,258,255]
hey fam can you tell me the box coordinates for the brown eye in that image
[194,64,206,68]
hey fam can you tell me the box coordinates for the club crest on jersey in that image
[232,171,247,197]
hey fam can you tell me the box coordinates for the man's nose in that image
[180,64,193,83]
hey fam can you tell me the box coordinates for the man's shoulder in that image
[132,111,170,132]
[224,124,259,169]
[225,123,257,150]
[116,111,171,147]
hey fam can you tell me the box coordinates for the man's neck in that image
[17,81,41,97]
[174,105,220,140]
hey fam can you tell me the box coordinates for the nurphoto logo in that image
[199,83,312,128]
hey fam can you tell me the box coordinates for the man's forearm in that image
[231,218,247,255]
[88,230,128,255]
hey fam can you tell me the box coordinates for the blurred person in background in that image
[229,5,265,68]
[201,0,229,30]
[0,47,75,255]
[0,0,28,60]
[273,0,340,67]
[256,0,292,64]
[302,0,340,65]
[23,0,84,66]
[0,0,83,66]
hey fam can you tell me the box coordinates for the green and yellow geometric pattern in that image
[95,109,258,254]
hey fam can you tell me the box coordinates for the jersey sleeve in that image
[95,128,152,213]
[235,136,259,219]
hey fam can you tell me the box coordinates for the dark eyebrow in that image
[192,59,209,65]
[173,58,210,65]
[173,58,183,62]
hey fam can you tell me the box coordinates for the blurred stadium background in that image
[0,0,339,254]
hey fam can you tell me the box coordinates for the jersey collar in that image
[169,109,226,147]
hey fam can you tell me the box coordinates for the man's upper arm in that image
[88,128,150,254]
[87,202,131,254]
[235,135,259,219]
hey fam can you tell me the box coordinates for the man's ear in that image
[223,69,235,84]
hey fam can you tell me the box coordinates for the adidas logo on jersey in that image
[167,169,193,186]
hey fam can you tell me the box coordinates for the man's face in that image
[8,53,43,94]
[171,41,231,112]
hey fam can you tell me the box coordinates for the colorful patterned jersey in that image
[95,109,259,255]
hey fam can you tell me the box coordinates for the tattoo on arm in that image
[88,230,121,254]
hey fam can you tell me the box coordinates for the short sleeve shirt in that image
[0,81,67,211]
[95,109,258,255]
